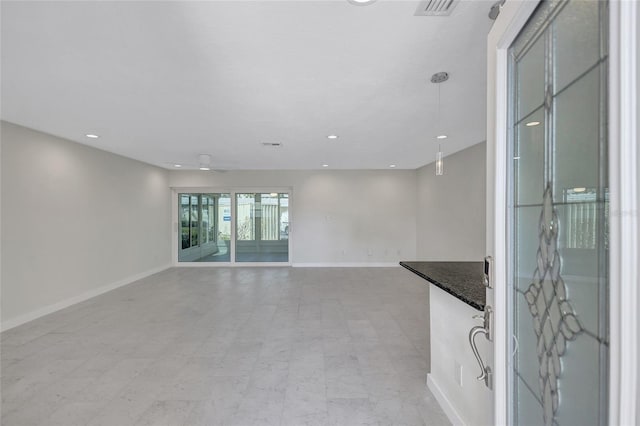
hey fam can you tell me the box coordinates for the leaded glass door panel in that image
[508,1,609,424]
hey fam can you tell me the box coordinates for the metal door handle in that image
[469,325,492,389]
[473,306,492,341]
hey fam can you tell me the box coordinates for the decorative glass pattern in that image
[523,184,583,425]
[509,0,609,423]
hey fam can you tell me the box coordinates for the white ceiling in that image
[1,0,493,170]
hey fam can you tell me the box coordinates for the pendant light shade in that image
[431,72,449,176]
[436,145,444,176]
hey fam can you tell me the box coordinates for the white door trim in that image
[608,1,639,425]
[486,2,539,424]
[487,0,639,424]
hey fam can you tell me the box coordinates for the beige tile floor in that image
[1,267,450,426]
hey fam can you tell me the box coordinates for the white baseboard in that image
[173,262,292,267]
[1,263,172,332]
[173,262,398,268]
[292,262,399,268]
[427,373,466,426]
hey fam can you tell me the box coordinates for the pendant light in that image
[431,71,449,176]
[435,147,444,176]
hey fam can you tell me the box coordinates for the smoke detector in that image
[414,0,459,16]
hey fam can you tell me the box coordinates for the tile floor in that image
[1,267,450,426]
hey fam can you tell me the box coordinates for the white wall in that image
[428,285,492,426]
[169,169,417,265]
[635,2,640,418]
[416,141,486,261]
[637,3,640,412]
[414,141,488,426]
[1,122,172,328]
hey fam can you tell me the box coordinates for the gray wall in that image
[0,120,485,327]
[1,122,172,325]
[169,169,418,264]
[416,142,486,261]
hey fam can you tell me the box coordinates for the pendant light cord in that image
[437,83,441,128]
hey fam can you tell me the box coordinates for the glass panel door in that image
[508,1,608,425]
[235,192,289,262]
[178,193,231,262]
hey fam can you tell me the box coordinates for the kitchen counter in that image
[399,261,485,311]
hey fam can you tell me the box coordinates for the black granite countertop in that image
[400,261,485,311]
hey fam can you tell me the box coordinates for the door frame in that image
[171,187,293,267]
[486,1,638,425]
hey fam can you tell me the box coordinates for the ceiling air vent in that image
[261,142,282,147]
[414,0,459,16]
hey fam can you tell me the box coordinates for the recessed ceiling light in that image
[85,134,99,139]
[322,164,329,168]
[526,121,541,127]
[389,165,397,168]
[573,187,587,192]
[348,0,376,5]
[327,135,339,140]
[199,167,210,171]
[436,135,448,139]
[174,164,182,168]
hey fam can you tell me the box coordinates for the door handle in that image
[469,307,493,390]
[472,305,492,341]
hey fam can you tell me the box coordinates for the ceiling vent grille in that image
[414,0,459,16]
[262,142,282,147]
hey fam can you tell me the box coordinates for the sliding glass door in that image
[177,191,289,264]
[235,193,289,262]
[178,193,231,262]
